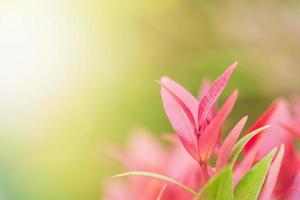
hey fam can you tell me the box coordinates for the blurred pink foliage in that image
[104,63,300,200]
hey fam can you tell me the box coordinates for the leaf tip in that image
[242,115,248,122]
[231,62,238,69]
[155,79,162,86]
[233,89,239,96]
[262,124,272,130]
[112,173,123,178]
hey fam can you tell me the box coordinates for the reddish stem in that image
[200,162,209,182]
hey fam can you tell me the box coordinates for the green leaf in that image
[229,125,270,166]
[113,171,197,196]
[234,148,276,200]
[197,167,233,200]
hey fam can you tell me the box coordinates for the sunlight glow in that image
[0,1,85,118]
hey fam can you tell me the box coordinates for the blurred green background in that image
[0,0,300,199]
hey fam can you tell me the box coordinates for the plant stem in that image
[200,162,209,182]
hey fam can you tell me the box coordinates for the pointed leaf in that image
[233,146,258,186]
[113,171,197,196]
[199,90,238,162]
[156,184,167,200]
[198,62,237,128]
[244,102,279,153]
[259,145,285,200]
[197,167,233,200]
[234,148,277,200]
[229,125,271,166]
[216,116,248,170]
[160,76,199,120]
[159,79,197,130]
[198,79,218,121]
[251,100,291,159]
[159,80,199,160]
[198,79,211,99]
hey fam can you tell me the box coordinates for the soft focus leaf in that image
[229,125,271,166]
[198,79,211,99]
[243,102,279,153]
[156,184,167,200]
[197,167,233,200]
[281,123,300,140]
[113,171,197,196]
[288,172,300,200]
[259,145,285,200]
[244,100,291,159]
[234,148,276,200]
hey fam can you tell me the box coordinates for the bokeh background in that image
[1,0,300,199]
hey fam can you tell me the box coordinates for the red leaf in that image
[243,101,279,153]
[198,90,238,162]
[197,62,237,130]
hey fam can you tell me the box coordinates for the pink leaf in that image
[275,141,299,198]
[216,116,248,171]
[197,62,237,130]
[159,78,197,131]
[198,79,211,100]
[259,145,285,200]
[198,79,218,121]
[288,172,300,200]
[160,76,198,120]
[281,123,300,141]
[243,101,279,153]
[156,184,167,200]
[159,78,199,160]
[245,100,291,159]
[198,90,238,162]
